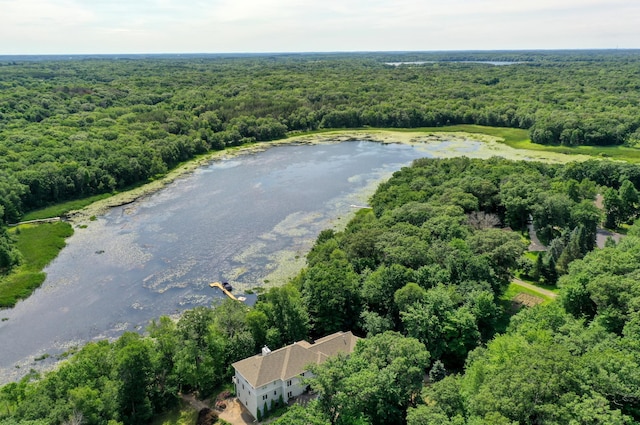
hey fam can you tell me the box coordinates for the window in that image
[287,380,292,386]
[274,391,277,396]
[287,391,292,398]
[242,384,244,390]
[262,394,268,401]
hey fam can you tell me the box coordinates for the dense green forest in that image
[3,52,640,424]
[3,51,640,275]
[2,51,640,221]
[3,157,640,425]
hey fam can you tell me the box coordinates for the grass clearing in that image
[20,194,113,222]
[0,222,73,308]
[150,403,198,425]
[517,276,560,294]
[495,281,556,333]
[502,282,555,304]
[497,134,640,163]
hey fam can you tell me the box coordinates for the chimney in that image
[261,346,271,356]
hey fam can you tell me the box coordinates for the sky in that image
[0,0,638,55]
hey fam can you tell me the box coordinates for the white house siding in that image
[284,374,311,400]
[234,370,259,419]
[234,371,313,419]
[231,332,358,420]
[256,381,283,417]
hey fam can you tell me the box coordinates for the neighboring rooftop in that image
[232,331,359,388]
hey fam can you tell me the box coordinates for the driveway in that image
[596,228,623,248]
[218,398,256,425]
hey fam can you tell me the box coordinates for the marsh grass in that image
[0,222,73,307]
[299,125,640,162]
[20,194,113,222]
[393,124,531,144]
[414,124,640,162]
[4,125,635,308]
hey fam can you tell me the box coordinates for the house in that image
[231,331,359,420]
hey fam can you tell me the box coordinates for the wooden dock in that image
[209,282,238,301]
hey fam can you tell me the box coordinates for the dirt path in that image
[512,278,558,299]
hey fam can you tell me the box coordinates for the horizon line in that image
[1,48,639,58]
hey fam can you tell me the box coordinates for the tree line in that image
[2,51,640,222]
[3,156,640,425]
[3,52,640,274]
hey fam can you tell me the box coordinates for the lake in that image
[385,61,523,66]
[0,140,441,382]
[0,136,581,383]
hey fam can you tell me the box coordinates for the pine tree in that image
[429,360,447,383]
[532,253,543,282]
[603,187,622,229]
[557,227,584,275]
[619,180,639,224]
[541,255,558,285]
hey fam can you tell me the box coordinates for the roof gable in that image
[308,331,358,357]
[232,331,358,388]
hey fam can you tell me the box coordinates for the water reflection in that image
[0,141,439,382]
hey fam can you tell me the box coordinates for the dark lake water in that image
[385,61,523,66]
[0,139,486,383]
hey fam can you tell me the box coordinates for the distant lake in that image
[385,61,523,66]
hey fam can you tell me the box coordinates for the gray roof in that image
[232,331,359,388]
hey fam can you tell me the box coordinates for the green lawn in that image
[494,281,556,334]
[502,282,555,303]
[0,222,73,308]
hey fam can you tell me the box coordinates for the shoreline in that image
[0,129,599,382]
[64,129,594,225]
[63,131,412,224]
